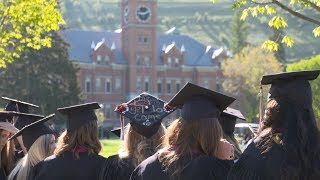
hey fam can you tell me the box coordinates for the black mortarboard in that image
[9,114,55,151]
[14,113,45,129]
[57,102,101,132]
[167,82,235,121]
[261,70,320,108]
[2,97,39,113]
[219,107,245,136]
[114,92,174,138]
[111,128,121,137]
[0,111,25,122]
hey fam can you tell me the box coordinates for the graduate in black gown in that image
[103,92,174,180]
[130,82,236,180]
[228,70,320,180]
[219,107,245,159]
[8,114,56,180]
[31,102,107,180]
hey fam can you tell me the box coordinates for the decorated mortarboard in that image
[167,82,235,121]
[57,102,101,132]
[2,97,39,113]
[9,114,55,151]
[14,113,45,130]
[114,92,174,139]
[219,107,245,136]
[111,128,121,138]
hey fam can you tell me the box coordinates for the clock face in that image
[124,6,129,23]
[136,6,151,23]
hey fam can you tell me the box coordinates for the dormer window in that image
[105,55,110,65]
[175,58,179,67]
[167,57,172,67]
[97,55,102,64]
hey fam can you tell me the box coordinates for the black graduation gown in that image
[31,152,107,180]
[130,153,233,180]
[0,167,6,180]
[227,138,285,180]
[102,154,135,180]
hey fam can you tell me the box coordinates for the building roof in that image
[61,30,219,67]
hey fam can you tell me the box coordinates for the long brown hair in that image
[159,117,223,178]
[54,121,101,159]
[0,130,15,176]
[118,124,165,167]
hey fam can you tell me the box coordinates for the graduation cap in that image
[111,128,121,137]
[167,82,235,121]
[261,70,320,108]
[9,114,55,151]
[2,97,39,113]
[219,107,245,136]
[0,111,26,123]
[14,113,45,130]
[114,92,174,138]
[57,102,101,132]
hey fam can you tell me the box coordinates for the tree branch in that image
[251,0,273,5]
[300,0,320,12]
[272,0,320,26]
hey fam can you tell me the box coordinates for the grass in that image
[99,138,121,157]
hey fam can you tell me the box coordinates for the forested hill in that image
[60,0,319,62]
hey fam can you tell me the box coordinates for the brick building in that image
[62,0,228,127]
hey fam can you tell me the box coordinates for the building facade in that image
[62,0,228,127]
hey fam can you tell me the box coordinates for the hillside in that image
[60,0,320,62]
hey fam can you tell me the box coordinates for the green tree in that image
[229,10,250,54]
[0,31,81,124]
[0,0,64,67]
[223,46,283,121]
[269,27,286,63]
[211,0,320,50]
[286,55,320,127]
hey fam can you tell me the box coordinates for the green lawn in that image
[100,139,121,157]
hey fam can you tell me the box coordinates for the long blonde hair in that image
[118,124,165,167]
[0,130,15,176]
[54,121,101,159]
[159,117,223,177]
[8,134,53,180]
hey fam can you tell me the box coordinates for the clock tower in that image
[121,0,158,99]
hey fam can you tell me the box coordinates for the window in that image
[175,58,179,67]
[176,82,180,93]
[143,37,148,43]
[85,77,91,93]
[144,77,149,92]
[136,77,141,92]
[115,78,121,92]
[136,55,142,65]
[157,80,162,94]
[204,80,210,89]
[216,83,221,92]
[166,81,171,94]
[105,55,110,65]
[97,55,102,64]
[105,79,111,93]
[95,78,101,92]
[167,57,172,67]
[144,56,150,67]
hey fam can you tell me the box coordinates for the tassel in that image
[258,82,263,131]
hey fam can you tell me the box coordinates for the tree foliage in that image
[269,27,286,63]
[212,0,320,50]
[223,46,283,121]
[0,31,81,124]
[0,0,64,68]
[286,55,320,126]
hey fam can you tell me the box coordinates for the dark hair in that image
[258,98,320,179]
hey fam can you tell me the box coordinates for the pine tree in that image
[229,10,250,55]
